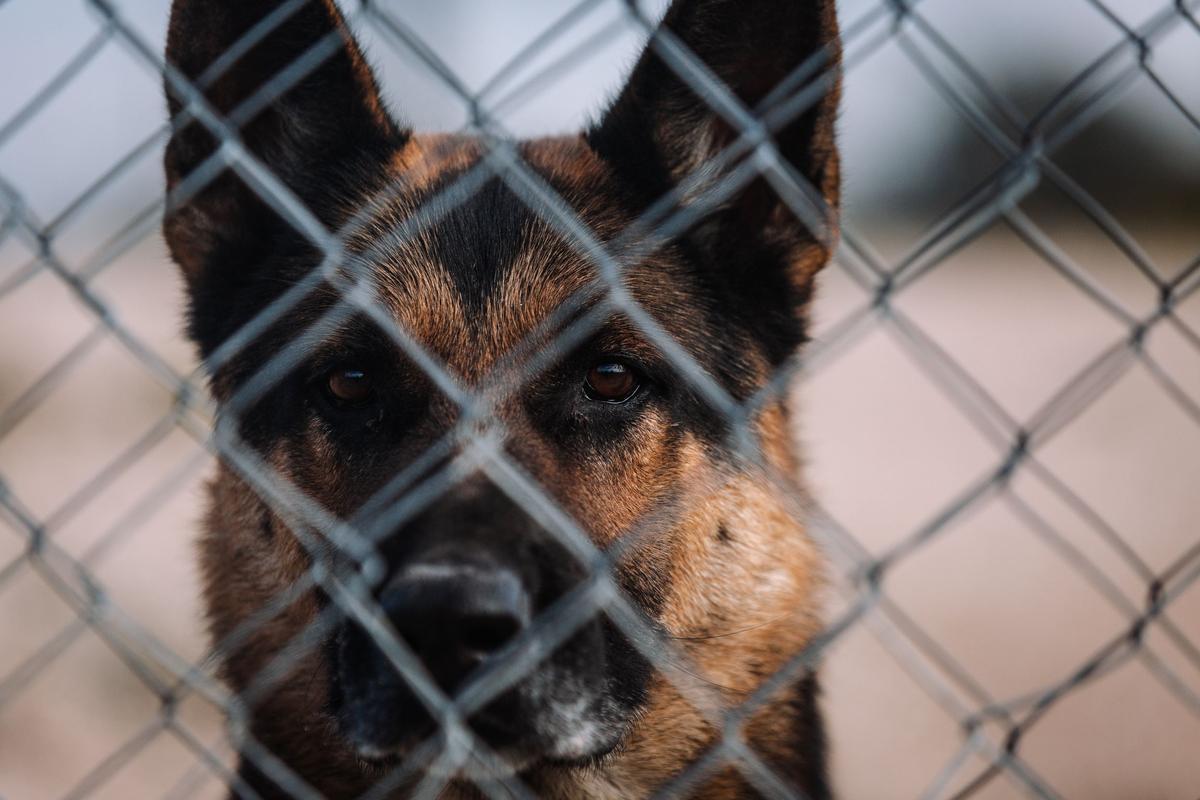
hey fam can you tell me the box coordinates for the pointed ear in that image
[588,0,840,261]
[163,0,405,287]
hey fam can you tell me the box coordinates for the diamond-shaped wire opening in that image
[1035,363,1200,575]
[0,624,168,798]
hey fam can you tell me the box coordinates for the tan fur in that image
[200,135,827,791]
[177,3,841,793]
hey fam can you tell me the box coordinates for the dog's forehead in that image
[352,134,682,379]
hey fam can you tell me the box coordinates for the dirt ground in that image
[0,218,1198,798]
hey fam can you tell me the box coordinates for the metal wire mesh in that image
[0,0,1198,798]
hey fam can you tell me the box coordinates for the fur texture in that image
[162,1,842,797]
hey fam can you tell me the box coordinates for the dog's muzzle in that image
[327,495,649,775]
[330,557,529,756]
[328,551,648,777]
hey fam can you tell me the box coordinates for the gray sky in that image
[0,0,1195,260]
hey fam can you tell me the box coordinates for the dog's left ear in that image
[588,0,840,282]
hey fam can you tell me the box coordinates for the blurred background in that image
[0,0,1198,797]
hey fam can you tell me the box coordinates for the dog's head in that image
[164,0,839,784]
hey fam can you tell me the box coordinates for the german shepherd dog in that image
[163,0,840,796]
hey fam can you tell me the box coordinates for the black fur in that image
[164,0,841,796]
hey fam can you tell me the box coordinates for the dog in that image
[162,0,841,797]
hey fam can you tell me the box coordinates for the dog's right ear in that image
[588,0,840,292]
[163,0,405,289]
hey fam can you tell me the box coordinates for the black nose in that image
[379,562,531,691]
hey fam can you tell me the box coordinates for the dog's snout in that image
[331,483,611,761]
[381,563,531,688]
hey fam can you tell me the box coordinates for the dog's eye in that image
[583,361,640,403]
[325,367,374,406]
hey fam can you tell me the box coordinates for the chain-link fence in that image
[1,0,1198,798]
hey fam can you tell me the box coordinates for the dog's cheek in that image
[279,418,378,522]
[553,406,686,547]
[553,422,721,626]
[199,470,324,684]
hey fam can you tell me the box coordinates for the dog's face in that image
[164,0,839,787]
